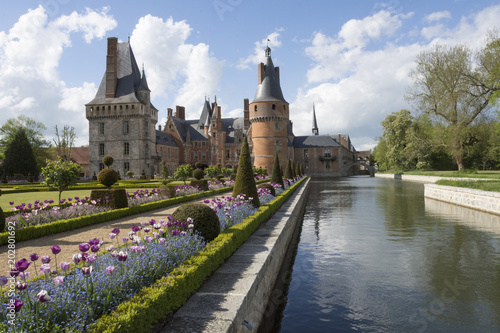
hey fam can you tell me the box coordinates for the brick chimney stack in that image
[167,108,173,118]
[105,37,118,98]
[243,98,249,130]
[174,106,185,120]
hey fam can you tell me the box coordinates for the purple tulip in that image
[166,221,173,227]
[88,238,100,246]
[30,253,39,261]
[9,270,19,278]
[60,262,71,271]
[12,299,23,312]
[16,282,28,290]
[106,266,116,275]
[143,227,151,233]
[81,253,89,261]
[90,245,100,253]
[72,253,82,264]
[188,224,194,230]
[79,243,90,253]
[122,237,129,243]
[131,225,140,232]
[51,245,61,255]
[0,276,8,286]
[19,272,30,281]
[109,233,116,239]
[54,276,65,286]
[41,256,51,264]
[107,245,115,252]
[82,266,93,276]
[149,219,156,226]
[159,238,166,244]
[40,264,51,275]
[140,221,146,226]
[37,290,51,302]
[117,251,128,262]
[15,259,31,272]
[9,201,14,205]
[111,228,120,235]
[171,229,180,236]
[87,254,97,264]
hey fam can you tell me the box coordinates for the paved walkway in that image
[0,191,231,278]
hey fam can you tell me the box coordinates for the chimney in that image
[258,63,265,84]
[158,125,162,131]
[180,106,185,120]
[105,37,118,99]
[275,67,280,82]
[217,106,222,128]
[167,108,173,118]
[243,98,249,130]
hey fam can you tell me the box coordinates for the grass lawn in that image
[381,170,500,179]
[435,179,500,192]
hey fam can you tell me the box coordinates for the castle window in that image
[132,105,135,110]
[198,152,201,160]
[304,161,309,169]
[96,106,100,111]
[90,107,94,112]
[167,147,171,158]
[304,149,309,158]
[202,142,206,147]
[324,148,332,158]
[123,121,129,134]
[99,163,105,171]
[254,105,257,111]
[108,106,111,111]
[283,105,286,110]
[99,122,104,135]
[120,105,123,110]
[124,142,130,155]
[212,132,216,138]
[275,122,280,130]
[272,104,276,110]
[124,162,130,172]
[325,161,331,169]
[168,124,172,130]
[202,152,206,159]
[194,142,198,147]
[145,143,149,158]
[225,150,230,158]
[126,105,129,110]
[114,105,117,110]
[99,143,105,156]
[275,140,281,153]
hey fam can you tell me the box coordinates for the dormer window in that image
[272,104,276,110]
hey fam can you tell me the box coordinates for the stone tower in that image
[85,37,159,178]
[249,46,289,174]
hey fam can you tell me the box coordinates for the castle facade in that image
[86,38,359,178]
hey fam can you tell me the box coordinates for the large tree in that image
[406,35,500,170]
[2,128,39,178]
[0,115,51,168]
[53,125,77,161]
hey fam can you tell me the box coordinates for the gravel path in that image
[0,192,230,279]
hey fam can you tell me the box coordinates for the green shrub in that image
[140,170,147,180]
[258,183,275,196]
[233,136,260,207]
[172,203,220,242]
[102,155,114,167]
[194,162,202,169]
[0,207,4,233]
[193,168,204,180]
[126,170,134,177]
[97,168,119,188]
[271,152,284,187]
[284,159,293,180]
[90,189,128,209]
[230,174,236,181]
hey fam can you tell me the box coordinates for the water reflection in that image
[270,177,500,333]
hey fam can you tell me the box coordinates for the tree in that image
[204,165,221,179]
[42,158,81,205]
[284,159,293,180]
[174,164,193,184]
[160,161,170,185]
[406,37,500,169]
[2,128,39,179]
[53,125,77,161]
[271,153,284,187]
[0,115,51,168]
[233,135,260,208]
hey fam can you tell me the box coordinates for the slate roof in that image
[87,42,156,110]
[171,117,208,142]
[292,135,342,148]
[252,47,287,103]
[156,130,179,147]
[198,100,212,130]
[221,118,245,143]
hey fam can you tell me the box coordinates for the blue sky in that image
[0,0,499,151]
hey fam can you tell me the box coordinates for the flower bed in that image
[0,177,306,332]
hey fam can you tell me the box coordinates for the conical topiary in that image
[271,152,284,187]
[284,159,293,180]
[291,161,296,178]
[233,136,260,207]
[296,161,300,177]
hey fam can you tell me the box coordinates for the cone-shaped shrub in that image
[271,152,284,187]
[291,161,296,178]
[0,189,4,232]
[233,136,260,207]
[284,159,293,180]
[296,161,300,176]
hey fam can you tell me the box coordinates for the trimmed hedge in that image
[88,177,308,333]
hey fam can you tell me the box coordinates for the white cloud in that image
[130,15,223,118]
[238,30,283,70]
[292,5,500,151]
[59,82,97,112]
[0,6,117,146]
[424,10,451,23]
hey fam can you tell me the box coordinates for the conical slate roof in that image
[138,68,150,91]
[312,103,319,135]
[252,47,287,103]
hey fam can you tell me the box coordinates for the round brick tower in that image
[249,46,289,174]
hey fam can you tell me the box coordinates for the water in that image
[267,177,500,333]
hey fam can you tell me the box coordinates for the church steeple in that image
[312,103,319,136]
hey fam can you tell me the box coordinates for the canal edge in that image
[160,177,311,332]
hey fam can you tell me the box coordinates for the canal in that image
[264,176,500,333]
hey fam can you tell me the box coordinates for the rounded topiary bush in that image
[172,203,220,242]
[97,168,119,188]
[102,155,114,167]
[193,168,204,180]
[259,183,275,196]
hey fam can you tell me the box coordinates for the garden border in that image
[87,177,308,333]
[0,180,269,246]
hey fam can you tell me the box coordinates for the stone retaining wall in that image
[161,178,311,333]
[425,184,500,216]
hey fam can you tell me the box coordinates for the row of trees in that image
[0,115,77,180]
[374,31,500,171]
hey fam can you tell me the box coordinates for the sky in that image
[0,0,499,151]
